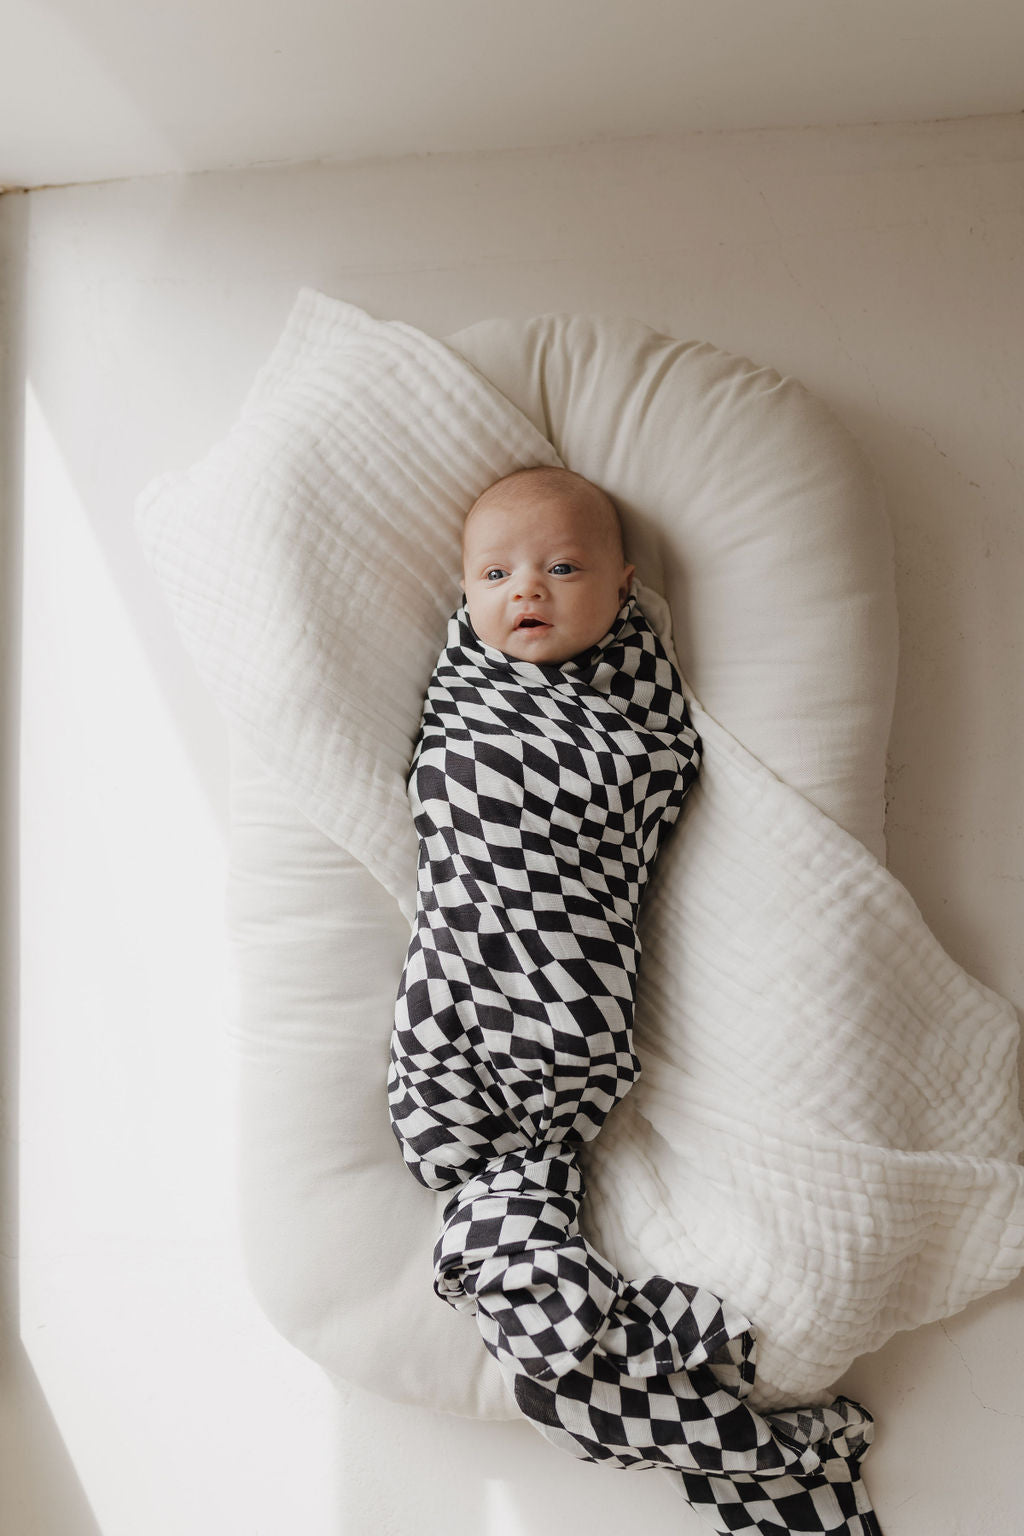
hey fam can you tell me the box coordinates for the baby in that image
[460,465,635,665]
[389,463,700,1197]
[390,461,700,1182]
[385,472,879,1528]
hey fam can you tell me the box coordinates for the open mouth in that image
[515,617,550,630]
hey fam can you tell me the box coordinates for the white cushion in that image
[223,310,897,1416]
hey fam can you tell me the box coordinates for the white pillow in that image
[225,311,897,1416]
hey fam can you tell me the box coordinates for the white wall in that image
[4,112,1023,1536]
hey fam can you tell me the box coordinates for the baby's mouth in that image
[515,617,551,631]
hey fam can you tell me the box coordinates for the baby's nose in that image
[513,572,546,600]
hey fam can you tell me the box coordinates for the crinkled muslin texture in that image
[137,292,1024,1426]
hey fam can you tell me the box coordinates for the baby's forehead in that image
[461,468,627,572]
[473,488,585,527]
[463,482,605,543]
[462,510,599,570]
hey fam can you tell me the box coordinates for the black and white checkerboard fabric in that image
[389,594,882,1534]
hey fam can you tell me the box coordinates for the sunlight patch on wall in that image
[18,381,338,1535]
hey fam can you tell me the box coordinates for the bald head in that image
[463,466,626,566]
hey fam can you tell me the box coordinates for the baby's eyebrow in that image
[470,544,590,563]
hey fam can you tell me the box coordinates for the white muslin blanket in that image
[137,289,1024,1411]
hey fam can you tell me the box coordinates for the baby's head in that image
[461,467,634,664]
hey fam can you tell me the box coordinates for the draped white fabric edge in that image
[136,288,1024,1410]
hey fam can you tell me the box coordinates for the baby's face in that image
[462,480,634,665]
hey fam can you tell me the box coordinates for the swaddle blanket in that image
[390,595,882,1533]
[390,594,702,1189]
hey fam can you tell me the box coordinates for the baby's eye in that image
[483,567,506,581]
[549,562,575,576]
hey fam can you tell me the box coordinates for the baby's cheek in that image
[468,603,504,648]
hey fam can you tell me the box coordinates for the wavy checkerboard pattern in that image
[389,599,882,1531]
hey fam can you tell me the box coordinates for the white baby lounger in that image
[136,293,1024,1437]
